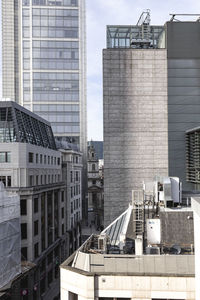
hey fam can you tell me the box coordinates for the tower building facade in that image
[103,12,200,226]
[2,0,87,161]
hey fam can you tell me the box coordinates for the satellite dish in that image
[170,244,181,255]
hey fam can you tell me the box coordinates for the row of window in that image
[32,80,79,91]
[23,27,78,39]
[70,170,80,183]
[32,40,79,49]
[29,174,61,186]
[70,185,80,198]
[0,176,11,187]
[32,48,79,60]
[28,152,60,165]
[21,197,39,215]
[32,71,79,80]
[33,104,79,113]
[31,16,78,27]
[51,125,80,134]
[23,0,78,6]
[70,198,80,213]
[24,91,79,102]
[70,211,80,228]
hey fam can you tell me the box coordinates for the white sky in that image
[86,0,200,141]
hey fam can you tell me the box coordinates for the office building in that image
[2,0,87,217]
[0,101,69,299]
[103,11,200,226]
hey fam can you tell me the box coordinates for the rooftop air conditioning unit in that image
[146,246,160,255]
[98,234,109,253]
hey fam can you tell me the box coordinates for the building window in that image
[21,247,28,261]
[0,176,6,186]
[7,176,11,186]
[34,220,38,236]
[36,175,39,185]
[62,191,64,202]
[92,152,94,158]
[71,202,73,213]
[48,156,50,164]
[21,199,27,215]
[92,180,96,185]
[28,152,34,163]
[34,243,39,259]
[71,217,73,228]
[34,198,38,213]
[76,156,78,163]
[92,164,96,171]
[0,152,11,163]
[41,175,43,185]
[44,175,46,184]
[68,291,78,300]
[51,156,53,165]
[48,270,53,285]
[61,207,64,219]
[40,154,43,164]
[76,171,79,182]
[57,157,60,165]
[21,223,27,239]
[29,175,33,186]
[62,224,64,235]
[44,155,46,164]
[54,157,56,165]
[71,187,73,198]
[36,153,38,163]
[70,171,73,183]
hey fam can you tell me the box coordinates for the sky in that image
[86,0,200,141]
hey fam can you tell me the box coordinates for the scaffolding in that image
[0,183,21,289]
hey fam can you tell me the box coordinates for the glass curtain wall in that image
[22,0,80,143]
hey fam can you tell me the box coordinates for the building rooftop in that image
[61,234,194,277]
[0,101,56,150]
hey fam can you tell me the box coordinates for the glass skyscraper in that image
[2,0,87,154]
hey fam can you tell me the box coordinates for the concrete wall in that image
[103,49,168,226]
[166,22,200,190]
[60,267,195,300]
